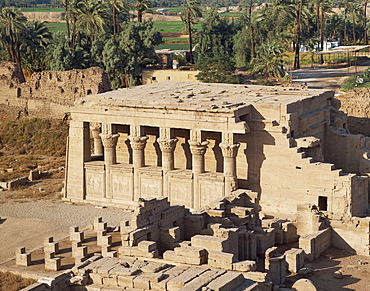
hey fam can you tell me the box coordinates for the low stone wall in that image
[299,228,331,261]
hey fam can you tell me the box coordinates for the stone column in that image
[129,127,148,200]
[129,136,149,168]
[100,133,119,199]
[99,133,120,165]
[158,133,178,198]
[220,132,240,196]
[189,129,209,209]
[91,123,103,156]
[189,141,209,174]
[157,138,178,171]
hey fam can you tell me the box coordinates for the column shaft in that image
[91,125,103,156]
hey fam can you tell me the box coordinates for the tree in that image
[346,1,362,44]
[75,0,109,44]
[196,44,242,83]
[96,20,162,88]
[106,0,130,34]
[181,0,202,63]
[136,0,150,22]
[21,21,52,72]
[196,8,242,83]
[45,32,88,70]
[0,7,27,80]
[252,40,286,77]
[314,0,332,63]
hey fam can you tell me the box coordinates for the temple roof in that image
[74,81,333,113]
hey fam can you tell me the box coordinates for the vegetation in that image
[0,0,369,85]
[0,271,36,291]
[341,69,370,91]
[0,118,69,156]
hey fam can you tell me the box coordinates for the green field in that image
[153,21,202,33]
[155,43,190,50]
[45,22,66,33]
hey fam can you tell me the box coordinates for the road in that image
[292,60,370,91]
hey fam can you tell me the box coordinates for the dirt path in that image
[292,60,370,91]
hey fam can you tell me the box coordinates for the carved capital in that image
[157,138,178,153]
[91,125,101,139]
[99,133,120,148]
[219,143,240,158]
[189,140,209,155]
[129,136,149,150]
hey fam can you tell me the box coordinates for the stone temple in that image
[64,81,369,216]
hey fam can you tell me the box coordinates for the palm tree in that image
[293,0,304,69]
[22,21,52,71]
[62,0,71,43]
[253,40,287,77]
[75,0,108,44]
[0,7,27,80]
[314,0,333,63]
[107,0,130,34]
[346,1,362,44]
[136,0,150,22]
[181,0,202,64]
[364,0,367,44]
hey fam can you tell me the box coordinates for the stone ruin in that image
[9,194,322,291]
[0,61,111,120]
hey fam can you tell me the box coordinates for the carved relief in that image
[190,129,201,142]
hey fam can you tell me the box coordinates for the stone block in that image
[268,255,286,285]
[117,275,136,288]
[70,231,84,242]
[44,241,59,254]
[89,273,103,284]
[138,240,157,252]
[72,246,87,258]
[206,271,244,291]
[180,269,226,291]
[208,251,235,269]
[45,257,61,271]
[16,247,31,266]
[243,271,269,282]
[151,266,188,290]
[191,235,229,252]
[133,276,150,290]
[29,169,41,181]
[102,275,118,286]
[75,257,87,265]
[232,260,257,272]
[284,248,305,273]
[97,235,112,247]
[167,267,208,291]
